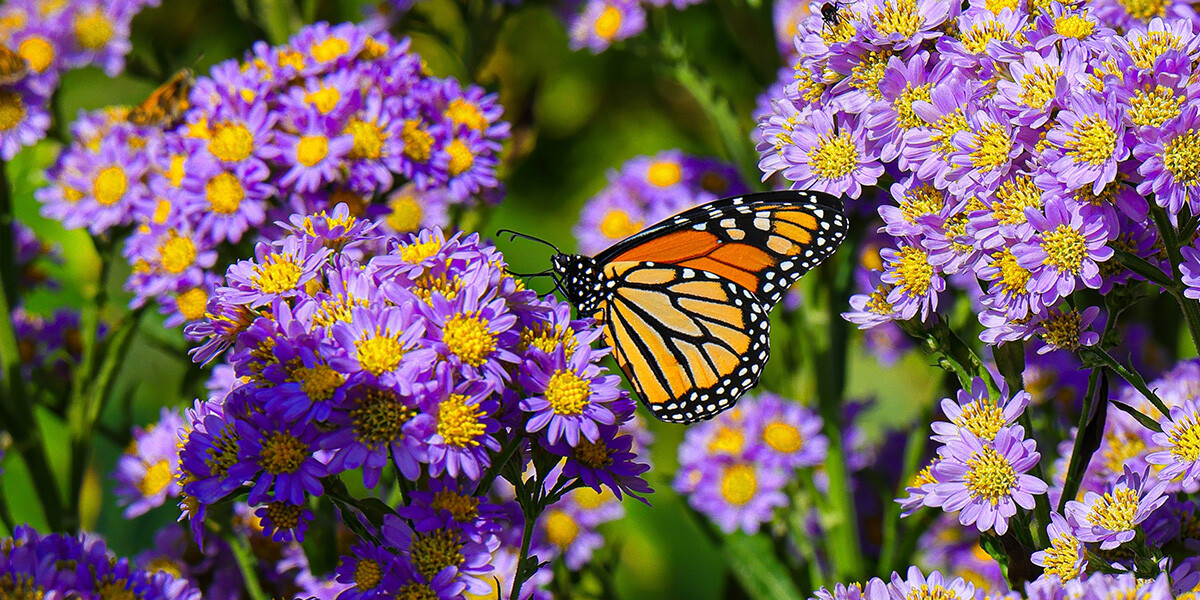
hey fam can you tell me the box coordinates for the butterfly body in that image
[552,190,848,424]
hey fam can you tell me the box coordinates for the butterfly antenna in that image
[496,229,562,254]
[505,268,553,278]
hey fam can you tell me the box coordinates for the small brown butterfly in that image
[128,69,194,128]
[0,42,29,86]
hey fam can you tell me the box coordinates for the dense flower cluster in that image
[674,392,830,534]
[35,21,509,333]
[756,0,1200,352]
[0,0,158,159]
[0,525,200,600]
[176,208,651,599]
[573,149,749,255]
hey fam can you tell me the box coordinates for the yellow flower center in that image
[894,83,932,130]
[720,464,758,506]
[955,401,1007,441]
[402,120,433,162]
[93,166,128,206]
[206,172,244,214]
[443,312,496,366]
[1065,115,1116,165]
[961,19,1016,55]
[445,99,488,131]
[600,209,642,240]
[520,323,578,359]
[1088,487,1139,533]
[573,487,615,509]
[349,386,415,447]
[158,232,197,274]
[18,36,53,73]
[544,509,579,548]
[906,583,960,600]
[871,0,922,38]
[964,445,1016,504]
[73,9,113,50]
[1163,129,1200,186]
[931,110,970,156]
[985,0,1019,11]
[356,333,404,375]
[594,6,623,39]
[1053,14,1094,38]
[352,558,382,590]
[708,425,745,455]
[409,528,464,580]
[387,193,423,233]
[431,490,479,522]
[400,239,442,263]
[850,50,890,101]
[1042,224,1087,273]
[1102,431,1146,475]
[297,136,329,167]
[969,122,1012,171]
[263,501,304,530]
[647,160,682,186]
[259,431,307,474]
[992,175,1043,225]
[446,139,474,176]
[176,287,208,320]
[866,287,894,314]
[1040,309,1084,350]
[437,394,485,447]
[312,37,350,62]
[210,123,254,162]
[137,460,173,497]
[545,370,591,415]
[252,254,302,294]
[291,364,344,401]
[573,437,614,468]
[990,249,1031,295]
[807,129,859,180]
[1120,0,1170,29]
[1019,64,1061,110]
[0,90,24,132]
[910,461,938,487]
[899,184,944,223]
[305,85,341,114]
[1168,409,1200,462]
[895,245,933,296]
[1042,534,1082,580]
[345,118,384,160]
[762,421,803,453]
[1128,85,1184,128]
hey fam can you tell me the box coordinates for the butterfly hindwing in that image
[594,190,849,306]
[599,261,770,423]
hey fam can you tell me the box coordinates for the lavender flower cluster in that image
[171,207,651,599]
[756,0,1200,353]
[0,525,200,600]
[0,0,158,160]
[35,21,510,333]
[574,149,749,255]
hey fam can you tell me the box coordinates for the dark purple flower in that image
[229,398,332,505]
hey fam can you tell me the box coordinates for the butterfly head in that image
[551,253,604,316]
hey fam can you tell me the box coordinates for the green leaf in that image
[722,532,806,600]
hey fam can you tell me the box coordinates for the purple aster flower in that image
[0,84,51,160]
[112,408,185,518]
[1147,398,1200,491]
[341,90,405,193]
[947,100,1030,194]
[228,397,332,505]
[931,426,1048,535]
[547,423,652,502]
[265,117,353,193]
[688,460,789,534]
[328,303,434,392]
[221,236,332,307]
[323,374,422,486]
[420,277,519,395]
[1034,305,1100,354]
[862,0,950,50]
[931,376,1031,445]
[880,239,945,320]
[1042,91,1129,196]
[519,344,623,446]
[880,176,947,237]
[397,478,503,544]
[888,567,976,600]
[1031,512,1087,582]
[1065,465,1169,549]
[65,1,136,76]
[746,392,828,470]
[380,514,493,596]
[897,458,941,516]
[1025,2,1112,54]
[409,377,501,480]
[178,396,243,505]
[907,75,983,190]
[813,580,890,600]
[254,500,316,543]
[1014,196,1113,306]
[844,274,903,328]
[937,7,1030,68]
[1135,102,1200,216]
[921,198,984,276]
[202,99,276,167]
[780,107,883,198]
[568,0,647,52]
[54,135,150,234]
[994,48,1085,129]
[179,154,272,245]
[436,127,501,201]
[334,540,410,600]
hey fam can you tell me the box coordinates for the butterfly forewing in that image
[600,261,770,423]
[128,69,193,128]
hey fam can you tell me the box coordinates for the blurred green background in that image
[1,1,939,597]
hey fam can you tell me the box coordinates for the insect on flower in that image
[820,0,845,28]
[127,69,194,128]
[503,190,848,424]
[0,42,29,85]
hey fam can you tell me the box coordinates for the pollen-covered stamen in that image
[351,387,416,447]
[443,312,496,366]
[137,460,172,496]
[431,489,480,522]
[258,431,307,474]
[850,50,891,101]
[990,249,1032,295]
[573,438,614,468]
[1053,14,1095,38]
[1163,130,1200,186]
[546,369,592,415]
[401,120,434,161]
[905,583,959,600]
[1128,85,1184,128]
[894,83,933,130]
[807,129,859,180]
[1168,409,1200,462]
[1042,534,1083,580]
[1102,431,1147,474]
[954,401,1007,441]
[345,118,385,160]
[1040,309,1086,351]
[264,501,304,530]
[409,528,465,580]
[865,286,895,314]
[762,421,802,453]
[520,323,578,359]
[159,232,197,274]
[969,122,1014,170]
[1041,224,1088,273]
[1064,114,1117,165]
[1088,487,1139,532]
[871,0,922,39]
[961,19,1017,54]
[895,246,934,295]
[1018,64,1062,110]
[1128,29,1179,67]
[252,254,302,294]
[931,110,970,156]
[964,446,1017,504]
[356,329,406,375]
[351,557,383,590]
[899,184,944,224]
[94,166,128,206]
[719,464,758,506]
[437,394,485,447]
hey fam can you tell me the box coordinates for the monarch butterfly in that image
[127,69,193,128]
[507,190,848,424]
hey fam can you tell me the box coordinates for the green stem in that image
[1057,369,1102,513]
[897,318,997,394]
[878,403,933,574]
[473,433,524,497]
[508,482,542,600]
[1150,204,1200,352]
[1111,247,1174,289]
[226,530,270,600]
[1080,347,1168,417]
